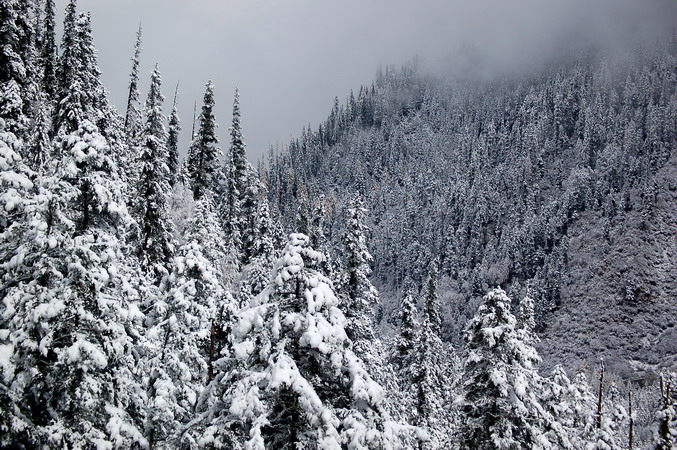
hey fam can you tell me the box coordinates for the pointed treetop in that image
[124,23,142,141]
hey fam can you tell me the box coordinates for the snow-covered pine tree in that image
[423,260,441,336]
[187,80,220,200]
[134,64,174,279]
[0,118,39,447]
[460,288,554,449]
[3,120,147,448]
[541,365,595,449]
[41,0,57,97]
[656,373,677,450]
[396,279,419,361]
[341,192,379,360]
[124,23,143,146]
[53,9,108,138]
[220,88,250,260]
[309,194,327,250]
[0,0,32,139]
[410,262,449,448]
[167,82,181,187]
[143,196,231,448]
[230,88,248,214]
[52,0,79,135]
[237,197,276,306]
[27,94,52,170]
[197,234,412,449]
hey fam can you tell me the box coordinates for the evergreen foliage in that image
[460,288,553,449]
[198,234,410,449]
[135,64,174,278]
[187,81,220,201]
[341,192,378,359]
[124,24,143,145]
[167,83,181,187]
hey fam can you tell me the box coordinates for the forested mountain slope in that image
[265,44,677,377]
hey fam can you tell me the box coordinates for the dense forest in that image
[1,0,676,449]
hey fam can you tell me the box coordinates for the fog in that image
[55,0,676,161]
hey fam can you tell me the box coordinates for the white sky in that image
[55,0,676,162]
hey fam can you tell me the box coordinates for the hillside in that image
[265,45,677,377]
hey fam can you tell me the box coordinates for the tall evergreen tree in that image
[656,373,677,450]
[41,0,57,97]
[0,118,39,447]
[396,280,419,361]
[124,24,142,145]
[197,234,411,449]
[460,288,554,449]
[230,88,248,205]
[221,88,250,258]
[342,192,379,358]
[167,82,181,186]
[135,64,174,278]
[53,10,107,137]
[409,262,448,448]
[143,197,229,448]
[0,0,32,138]
[423,260,441,336]
[3,120,147,448]
[187,80,220,200]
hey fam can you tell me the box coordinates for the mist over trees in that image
[1,0,676,448]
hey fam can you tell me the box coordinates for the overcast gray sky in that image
[55,0,676,162]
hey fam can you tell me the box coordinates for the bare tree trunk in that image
[596,362,605,429]
[628,392,633,449]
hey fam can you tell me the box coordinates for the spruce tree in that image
[143,197,229,448]
[221,88,250,259]
[3,121,147,448]
[124,24,143,145]
[0,0,31,138]
[423,260,441,335]
[409,263,448,448]
[41,0,57,97]
[342,192,379,359]
[167,82,181,187]
[53,10,108,137]
[396,280,419,361]
[197,234,410,449]
[187,81,220,200]
[460,288,553,449]
[656,373,677,450]
[0,120,39,447]
[135,64,174,278]
[230,88,248,206]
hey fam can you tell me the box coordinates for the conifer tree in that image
[221,88,250,259]
[656,373,677,450]
[239,167,259,265]
[407,262,451,448]
[187,80,220,200]
[41,0,57,97]
[230,88,248,206]
[396,280,419,361]
[0,0,32,138]
[135,64,174,278]
[167,82,181,186]
[143,197,229,448]
[423,260,441,335]
[197,234,411,449]
[342,192,379,358]
[53,10,107,137]
[460,288,553,449]
[0,120,38,446]
[124,24,143,145]
[4,120,147,448]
